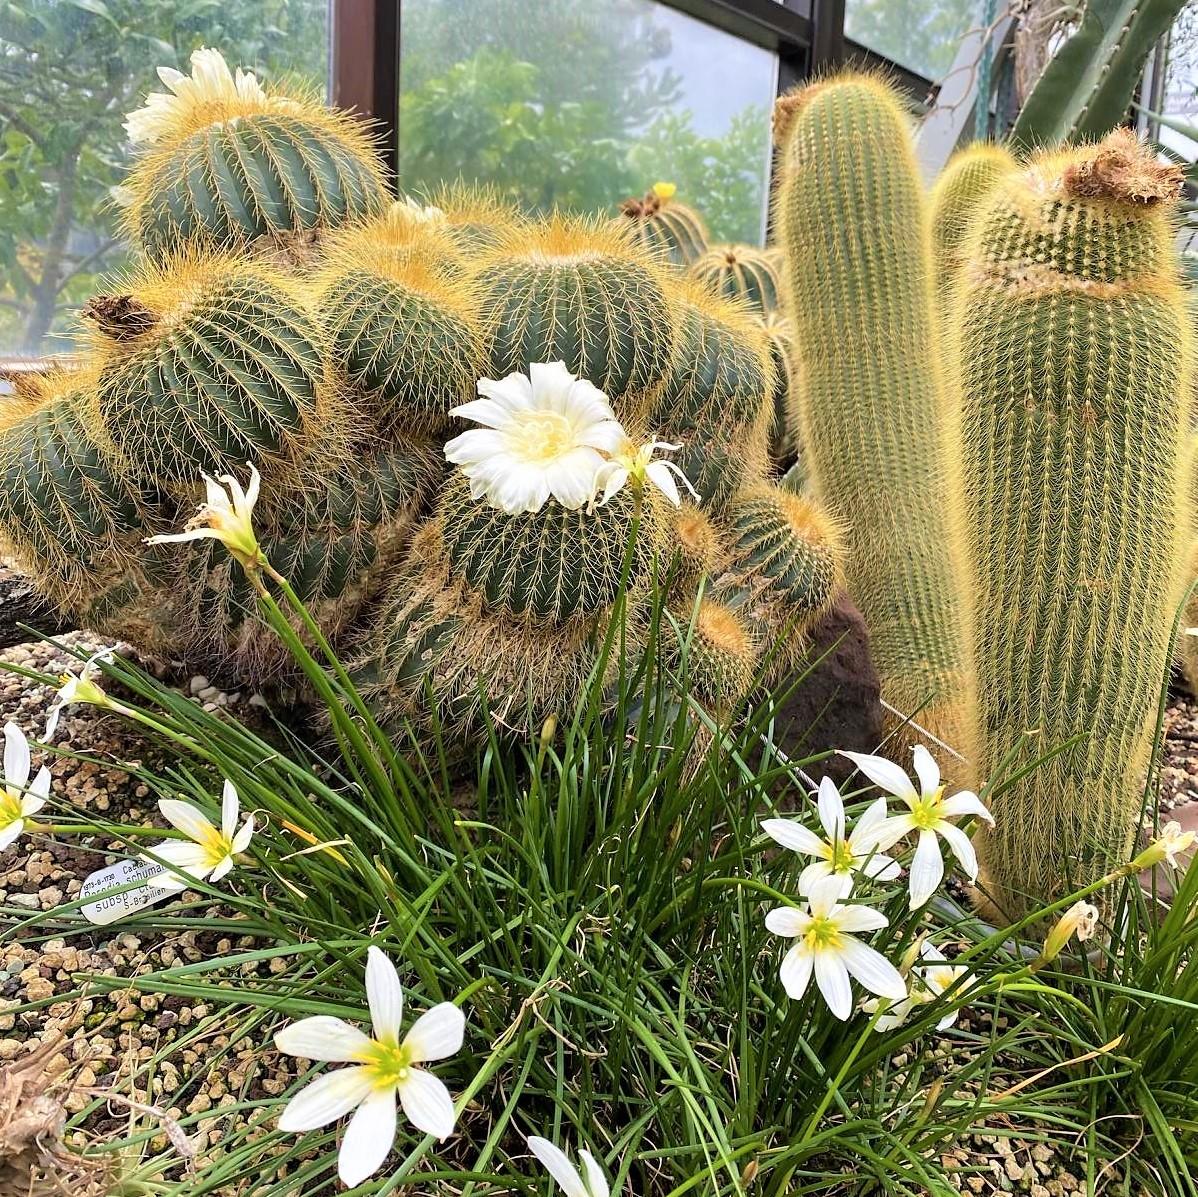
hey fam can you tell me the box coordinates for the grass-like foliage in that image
[5,552,1198,1196]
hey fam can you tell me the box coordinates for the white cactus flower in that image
[527,1136,610,1197]
[445,362,626,514]
[841,746,994,909]
[765,875,906,1020]
[762,775,901,898]
[142,780,255,891]
[276,947,465,1186]
[147,464,264,569]
[0,722,51,852]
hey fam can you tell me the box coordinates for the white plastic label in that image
[79,858,171,925]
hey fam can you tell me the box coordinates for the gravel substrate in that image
[1,631,1187,1194]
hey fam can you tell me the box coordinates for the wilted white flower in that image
[765,875,906,1020]
[44,646,124,741]
[124,47,270,145]
[842,746,994,909]
[445,362,626,514]
[142,781,255,891]
[762,776,900,898]
[591,437,698,509]
[1042,900,1100,962]
[276,947,465,1186]
[0,722,50,852]
[393,195,446,223]
[528,1136,610,1197]
[147,464,264,569]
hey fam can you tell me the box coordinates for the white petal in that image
[445,427,508,465]
[0,819,24,852]
[244,463,260,508]
[143,840,209,885]
[562,377,617,424]
[873,812,917,852]
[397,1067,456,1140]
[365,947,404,1043]
[936,821,979,882]
[338,1087,397,1188]
[578,1149,610,1197]
[3,722,29,790]
[221,779,239,840]
[806,874,846,919]
[158,798,216,843]
[43,704,61,741]
[857,852,901,883]
[645,460,681,506]
[909,830,944,909]
[839,938,907,1001]
[529,361,577,408]
[765,905,809,938]
[527,1137,589,1197]
[545,447,604,510]
[817,776,846,842]
[850,796,891,849]
[911,745,940,796]
[207,854,235,883]
[577,419,628,454]
[595,466,629,508]
[231,814,255,853]
[814,951,853,1020]
[476,372,534,410]
[277,1066,373,1132]
[27,766,51,802]
[760,818,824,857]
[833,904,889,934]
[840,751,917,801]
[403,1003,465,1063]
[939,790,994,826]
[779,943,814,1000]
[275,1016,371,1062]
[447,399,515,431]
[798,859,840,896]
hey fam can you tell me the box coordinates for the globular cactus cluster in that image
[0,49,841,746]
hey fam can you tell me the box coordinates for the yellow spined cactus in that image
[774,72,978,765]
[953,129,1190,917]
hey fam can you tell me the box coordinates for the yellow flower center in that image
[803,915,843,953]
[357,1038,414,1090]
[0,791,22,827]
[196,823,234,868]
[507,411,576,463]
[909,787,945,831]
[823,840,856,873]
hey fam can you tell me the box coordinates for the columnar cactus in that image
[0,47,845,747]
[774,73,979,765]
[929,143,1018,305]
[953,130,1190,916]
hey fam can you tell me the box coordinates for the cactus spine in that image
[690,245,782,316]
[954,130,1190,916]
[929,143,1018,305]
[775,74,978,764]
[617,184,709,267]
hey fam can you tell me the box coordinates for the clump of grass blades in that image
[5,559,1194,1196]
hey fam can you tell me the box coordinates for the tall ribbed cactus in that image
[955,130,1190,916]
[929,143,1018,305]
[774,73,978,764]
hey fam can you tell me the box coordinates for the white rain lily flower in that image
[841,746,994,909]
[527,1136,610,1197]
[862,942,973,1031]
[765,875,906,1020]
[761,775,901,899]
[1042,900,1100,962]
[44,646,124,741]
[591,437,699,509]
[142,781,255,891]
[445,362,626,514]
[124,47,269,144]
[275,947,465,1186]
[147,464,264,569]
[1133,820,1196,870]
[0,722,51,853]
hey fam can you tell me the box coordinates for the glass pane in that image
[0,0,329,359]
[398,0,777,245]
[845,0,978,81]
[1160,7,1198,159]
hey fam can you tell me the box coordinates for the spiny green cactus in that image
[648,282,774,514]
[319,207,487,436]
[690,245,781,316]
[617,183,709,267]
[762,312,800,463]
[930,143,1018,304]
[664,594,760,712]
[473,217,678,404]
[85,254,337,486]
[955,130,1190,917]
[120,52,387,261]
[775,72,979,768]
